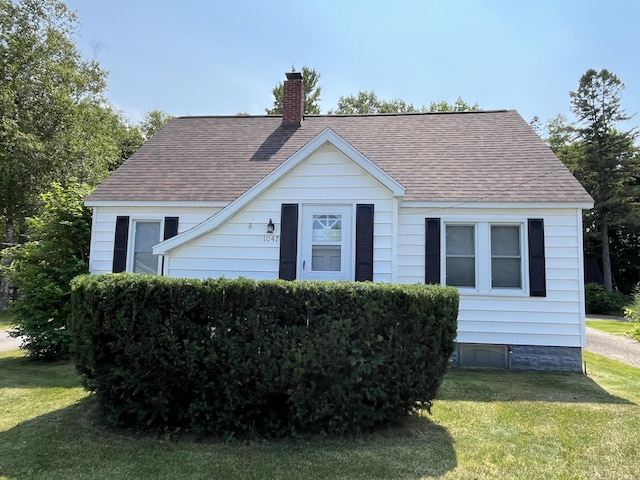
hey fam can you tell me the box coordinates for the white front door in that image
[300,205,352,281]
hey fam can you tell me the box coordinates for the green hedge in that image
[70,274,458,438]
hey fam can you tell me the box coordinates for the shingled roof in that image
[86,110,593,205]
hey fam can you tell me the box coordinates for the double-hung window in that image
[425,217,544,297]
[443,222,524,293]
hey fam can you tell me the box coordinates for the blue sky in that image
[64,0,639,129]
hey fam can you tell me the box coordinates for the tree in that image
[0,0,110,245]
[331,91,419,114]
[569,68,640,293]
[428,97,479,112]
[2,181,92,359]
[0,0,144,309]
[331,92,479,114]
[139,109,173,141]
[266,66,322,115]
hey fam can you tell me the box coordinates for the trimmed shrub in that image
[585,282,630,316]
[70,274,458,438]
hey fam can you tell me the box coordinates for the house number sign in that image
[264,235,280,243]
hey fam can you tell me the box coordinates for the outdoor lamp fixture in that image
[267,219,275,234]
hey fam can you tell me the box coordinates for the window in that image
[446,225,475,287]
[112,216,179,274]
[425,218,545,297]
[311,214,342,272]
[443,222,525,293]
[132,221,161,274]
[491,225,521,288]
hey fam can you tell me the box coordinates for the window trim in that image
[127,218,166,275]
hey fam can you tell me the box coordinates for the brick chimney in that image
[282,71,304,126]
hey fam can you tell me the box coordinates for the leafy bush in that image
[585,282,630,315]
[2,182,92,359]
[627,324,640,342]
[70,274,459,438]
[623,286,640,341]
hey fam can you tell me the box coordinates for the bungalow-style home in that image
[86,72,594,371]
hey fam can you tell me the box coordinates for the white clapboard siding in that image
[396,207,586,347]
[89,146,587,349]
[89,206,221,274]
[167,144,396,282]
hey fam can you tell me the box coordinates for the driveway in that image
[585,321,640,369]
[0,330,21,352]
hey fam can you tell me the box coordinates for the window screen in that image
[491,225,521,288]
[446,225,475,287]
[133,221,161,274]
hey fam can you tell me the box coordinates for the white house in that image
[85,72,594,371]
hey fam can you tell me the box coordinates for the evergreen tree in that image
[569,69,640,293]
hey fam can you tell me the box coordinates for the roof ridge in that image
[177,110,513,120]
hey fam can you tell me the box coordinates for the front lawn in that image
[1,349,639,479]
[586,318,637,337]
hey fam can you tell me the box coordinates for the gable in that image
[153,129,405,255]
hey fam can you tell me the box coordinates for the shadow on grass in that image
[0,352,82,389]
[436,368,635,405]
[0,398,457,480]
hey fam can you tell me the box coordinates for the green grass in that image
[586,318,637,336]
[0,310,15,331]
[1,349,640,479]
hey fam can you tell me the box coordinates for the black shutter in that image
[163,217,179,240]
[112,216,130,273]
[528,218,546,297]
[279,204,299,280]
[355,204,374,281]
[425,218,441,284]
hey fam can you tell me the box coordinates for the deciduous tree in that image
[266,66,322,115]
[331,92,479,114]
[0,0,107,244]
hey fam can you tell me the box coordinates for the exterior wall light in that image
[267,219,275,234]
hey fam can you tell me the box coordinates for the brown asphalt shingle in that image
[86,110,593,204]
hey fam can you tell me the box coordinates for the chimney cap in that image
[285,71,303,80]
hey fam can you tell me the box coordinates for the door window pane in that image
[312,215,342,242]
[312,245,341,271]
[446,225,475,287]
[133,221,161,274]
[311,214,342,272]
[491,225,521,288]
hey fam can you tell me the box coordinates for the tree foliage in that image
[2,181,92,359]
[266,66,322,115]
[568,69,640,293]
[547,70,640,293]
[331,91,479,114]
[139,109,173,141]
[331,91,419,114]
[0,0,103,240]
[428,97,479,112]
